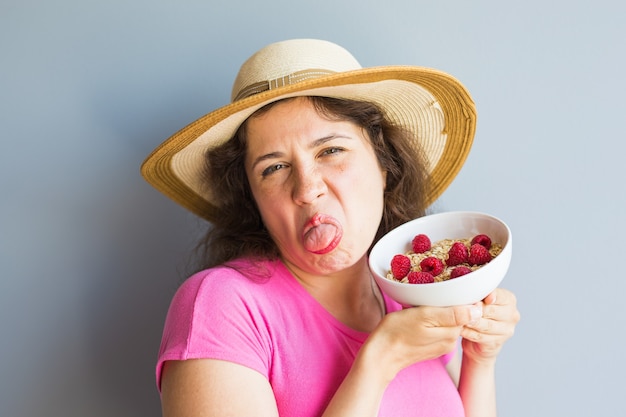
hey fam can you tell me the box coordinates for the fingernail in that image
[470,306,483,322]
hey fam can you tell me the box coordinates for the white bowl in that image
[369,211,512,307]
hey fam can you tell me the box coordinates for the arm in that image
[161,304,482,417]
[458,288,520,417]
[321,304,483,417]
[445,346,461,386]
[161,359,279,417]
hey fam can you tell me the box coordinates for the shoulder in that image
[157,258,292,389]
[159,258,295,357]
[168,258,295,319]
[179,257,286,293]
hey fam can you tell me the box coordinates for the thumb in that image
[439,305,483,327]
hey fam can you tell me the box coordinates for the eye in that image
[320,147,344,157]
[261,163,288,177]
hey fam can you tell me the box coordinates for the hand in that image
[460,288,520,364]
[366,303,483,379]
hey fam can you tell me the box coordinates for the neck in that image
[284,258,385,332]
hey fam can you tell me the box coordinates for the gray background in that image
[1,1,624,416]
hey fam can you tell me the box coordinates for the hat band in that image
[233,69,337,101]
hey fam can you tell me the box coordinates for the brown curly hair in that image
[193,96,431,271]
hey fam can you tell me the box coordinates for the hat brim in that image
[141,66,476,222]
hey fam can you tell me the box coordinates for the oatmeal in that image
[388,234,502,284]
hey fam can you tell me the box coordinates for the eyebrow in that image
[249,134,349,171]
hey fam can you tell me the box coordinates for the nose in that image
[292,166,327,205]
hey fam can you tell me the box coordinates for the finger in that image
[486,288,517,306]
[483,291,497,305]
[481,298,520,323]
[461,327,506,351]
[482,306,520,326]
[464,316,506,335]
[462,318,516,341]
[422,305,483,328]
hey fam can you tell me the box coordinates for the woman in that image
[141,39,520,417]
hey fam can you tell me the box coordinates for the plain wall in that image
[1,1,624,416]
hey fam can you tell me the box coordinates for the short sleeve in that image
[156,267,273,390]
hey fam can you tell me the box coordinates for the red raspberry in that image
[419,256,444,276]
[407,271,435,284]
[390,254,412,278]
[468,243,492,266]
[450,266,472,279]
[471,234,492,249]
[411,234,431,253]
[446,241,468,266]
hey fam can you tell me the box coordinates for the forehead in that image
[244,97,349,143]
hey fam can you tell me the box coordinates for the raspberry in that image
[468,243,492,266]
[419,256,444,276]
[407,271,435,284]
[471,234,492,249]
[390,254,412,278]
[411,234,431,253]
[450,266,472,279]
[446,241,468,266]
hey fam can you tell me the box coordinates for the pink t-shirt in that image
[157,258,464,417]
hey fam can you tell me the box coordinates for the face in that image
[244,97,387,276]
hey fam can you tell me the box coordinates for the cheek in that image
[345,167,386,216]
[251,178,290,206]
[249,183,289,228]
[250,187,277,219]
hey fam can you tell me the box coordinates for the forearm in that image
[322,341,393,417]
[457,354,497,417]
[321,305,488,416]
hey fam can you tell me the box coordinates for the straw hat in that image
[141,39,476,222]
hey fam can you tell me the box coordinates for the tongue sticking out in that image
[303,215,343,254]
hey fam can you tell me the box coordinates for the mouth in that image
[302,213,343,254]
